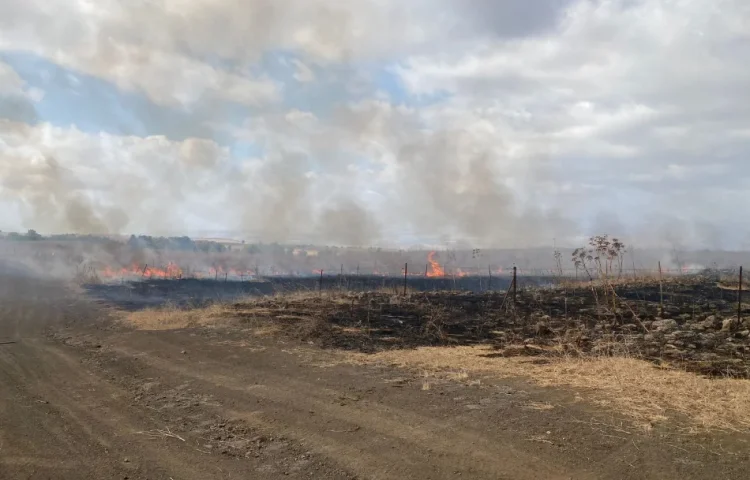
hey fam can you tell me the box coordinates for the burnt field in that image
[105,273,750,378]
[82,273,558,310]
[6,270,750,478]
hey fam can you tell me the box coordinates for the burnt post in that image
[512,266,517,306]
[424,263,429,277]
[403,263,408,295]
[658,261,664,316]
[319,269,324,294]
[488,265,492,291]
[738,266,744,326]
[141,264,148,278]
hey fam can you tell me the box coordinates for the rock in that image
[181,350,187,354]
[735,330,750,339]
[722,318,739,332]
[535,322,552,336]
[702,315,720,329]
[699,333,719,348]
[652,319,678,332]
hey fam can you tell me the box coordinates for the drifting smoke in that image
[1,0,749,251]
[0,0,578,248]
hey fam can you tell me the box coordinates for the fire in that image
[99,262,183,279]
[426,251,445,278]
[147,263,183,279]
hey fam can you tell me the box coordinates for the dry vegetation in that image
[119,302,231,331]
[118,278,750,432]
[346,346,750,432]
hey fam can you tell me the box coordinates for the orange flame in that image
[426,251,445,278]
[100,262,183,279]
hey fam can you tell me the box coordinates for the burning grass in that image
[345,345,750,432]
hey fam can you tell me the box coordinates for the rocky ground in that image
[210,276,750,377]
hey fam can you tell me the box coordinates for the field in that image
[2,269,750,479]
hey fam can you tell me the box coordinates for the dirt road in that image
[1,273,748,479]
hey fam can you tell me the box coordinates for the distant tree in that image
[26,229,42,240]
[572,235,627,280]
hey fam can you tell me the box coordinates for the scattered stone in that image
[702,316,720,329]
[653,319,678,332]
[722,318,739,332]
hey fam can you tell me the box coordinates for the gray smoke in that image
[1,0,748,251]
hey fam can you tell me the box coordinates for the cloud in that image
[0,1,280,107]
[291,59,316,83]
[0,60,24,96]
[1,0,749,247]
[0,59,41,123]
[0,120,233,234]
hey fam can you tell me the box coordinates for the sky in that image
[0,0,749,249]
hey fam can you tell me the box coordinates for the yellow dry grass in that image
[345,345,750,432]
[119,303,232,331]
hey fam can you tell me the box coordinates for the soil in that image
[2,272,750,479]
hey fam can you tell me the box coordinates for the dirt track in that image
[1,274,749,479]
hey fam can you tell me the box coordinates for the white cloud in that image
[0,1,280,107]
[0,120,233,234]
[0,61,25,96]
[291,59,315,83]
[1,0,750,246]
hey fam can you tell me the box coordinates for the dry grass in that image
[119,303,232,330]
[345,345,750,432]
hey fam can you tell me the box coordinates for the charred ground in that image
[3,269,750,479]
[111,275,750,377]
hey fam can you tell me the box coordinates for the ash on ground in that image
[207,276,750,378]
